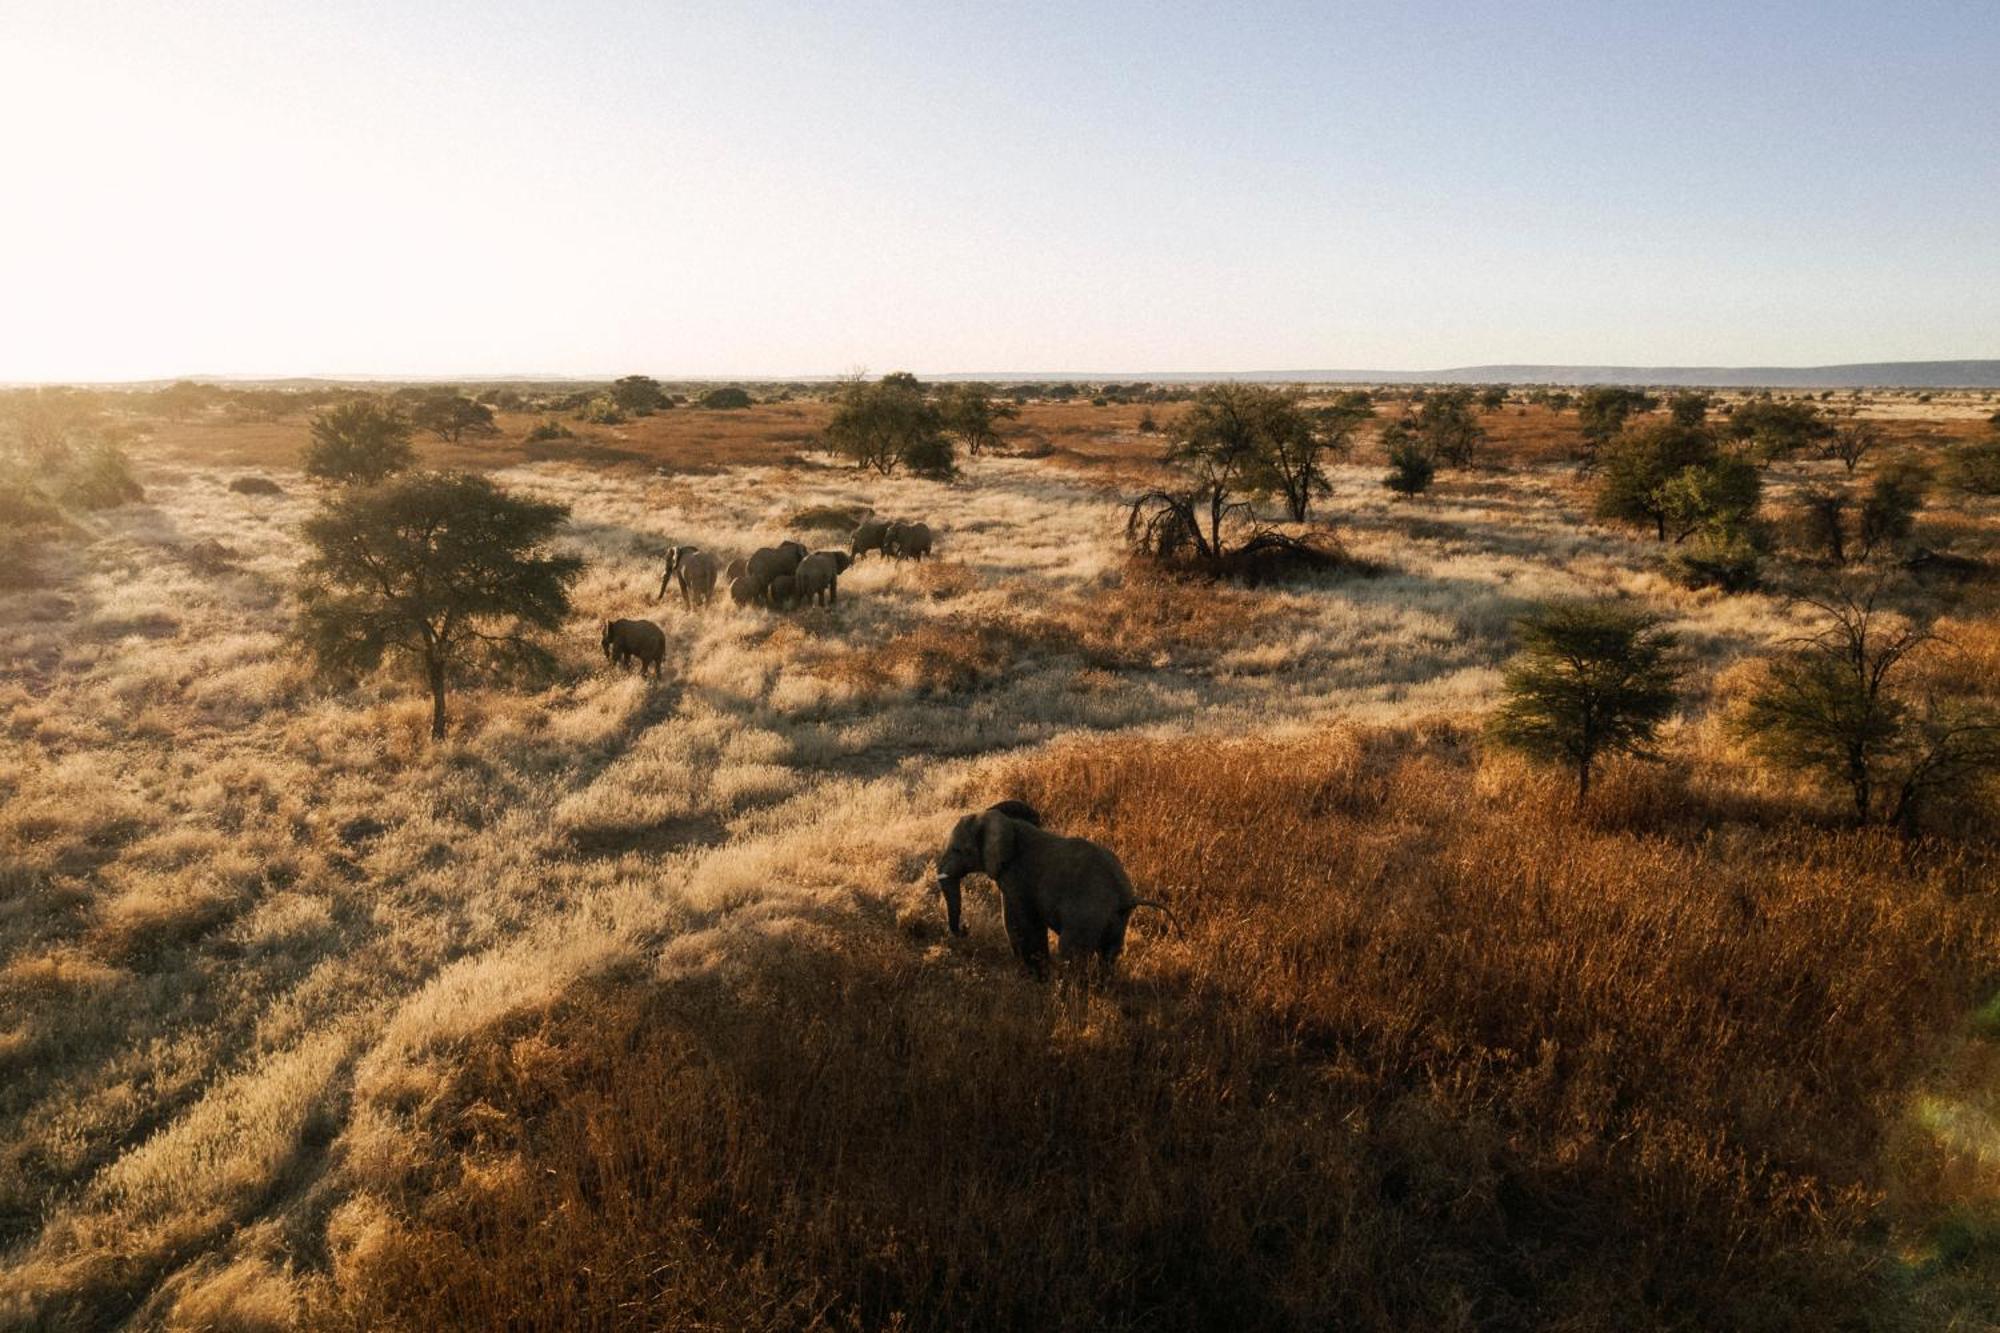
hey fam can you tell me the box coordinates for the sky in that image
[3,0,1996,381]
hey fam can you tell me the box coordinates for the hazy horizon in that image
[6,0,1997,381]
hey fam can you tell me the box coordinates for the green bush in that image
[699,387,753,410]
[526,419,576,443]
[1667,525,1761,591]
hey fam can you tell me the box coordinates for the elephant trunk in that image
[938,874,968,936]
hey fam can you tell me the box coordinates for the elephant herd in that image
[651,516,936,613]
[601,515,939,678]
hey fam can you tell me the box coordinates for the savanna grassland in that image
[4,387,2000,1330]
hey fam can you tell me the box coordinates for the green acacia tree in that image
[1736,590,2000,828]
[1576,387,1660,457]
[824,373,951,476]
[411,392,497,442]
[936,382,1017,456]
[298,471,583,739]
[304,401,414,485]
[1489,601,1682,801]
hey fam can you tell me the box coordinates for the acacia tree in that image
[1726,398,1830,462]
[1253,391,1359,523]
[1736,589,2000,828]
[824,372,951,476]
[936,382,1017,456]
[304,401,414,485]
[1576,387,1660,457]
[1395,388,1485,468]
[298,471,583,739]
[1593,422,1727,541]
[611,375,669,416]
[411,392,497,442]
[1488,601,1681,801]
[1825,420,1880,473]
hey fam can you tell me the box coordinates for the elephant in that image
[886,521,934,561]
[745,543,807,597]
[723,557,748,584]
[729,575,758,607]
[601,619,666,677]
[657,546,720,609]
[851,519,891,559]
[765,573,800,610]
[794,550,853,606]
[933,805,1175,980]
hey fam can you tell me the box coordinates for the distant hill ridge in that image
[1122,361,2000,388]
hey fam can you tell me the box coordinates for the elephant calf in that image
[934,804,1173,980]
[602,618,666,678]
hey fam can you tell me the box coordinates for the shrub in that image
[525,419,575,443]
[1667,524,1762,591]
[699,387,753,410]
[576,397,626,425]
[1942,436,2000,496]
[1856,461,1928,562]
[1381,439,1435,495]
[1488,600,1682,800]
[56,439,144,510]
[228,475,285,496]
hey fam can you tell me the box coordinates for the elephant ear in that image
[979,810,1017,877]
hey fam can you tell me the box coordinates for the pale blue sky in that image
[3,1,1995,379]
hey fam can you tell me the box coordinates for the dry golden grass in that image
[3,395,1998,1328]
[312,728,2000,1331]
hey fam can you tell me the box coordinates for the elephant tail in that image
[1125,897,1185,937]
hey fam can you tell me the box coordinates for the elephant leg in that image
[1057,924,1106,989]
[1003,896,1049,980]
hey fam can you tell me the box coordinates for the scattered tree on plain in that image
[1387,388,1485,468]
[1825,420,1880,473]
[611,376,669,416]
[1576,387,1660,457]
[824,373,952,477]
[1128,383,1340,573]
[1488,600,1682,801]
[936,382,1017,456]
[1726,397,1831,461]
[411,393,497,443]
[1667,392,1712,428]
[297,471,583,740]
[1736,589,2000,828]
[303,401,415,485]
[1592,421,1732,541]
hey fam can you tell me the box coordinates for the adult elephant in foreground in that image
[933,804,1175,980]
[657,545,720,609]
[601,618,666,677]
